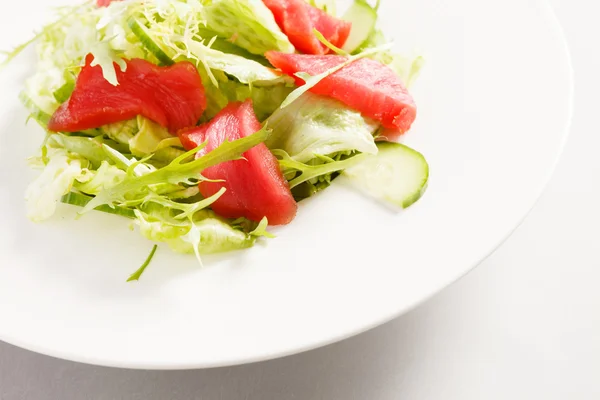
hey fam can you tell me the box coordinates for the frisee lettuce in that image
[81,126,270,213]
[274,149,369,189]
[136,208,272,258]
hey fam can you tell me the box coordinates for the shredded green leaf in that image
[250,217,276,239]
[313,29,348,56]
[127,245,158,282]
[273,149,369,189]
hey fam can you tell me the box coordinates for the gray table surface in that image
[2,0,599,399]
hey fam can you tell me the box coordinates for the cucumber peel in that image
[128,18,174,66]
[342,142,429,209]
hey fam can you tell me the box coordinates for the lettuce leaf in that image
[202,0,294,54]
[266,92,379,163]
[136,208,271,256]
[166,214,258,255]
[129,116,184,160]
[101,119,139,145]
[274,149,369,189]
[25,148,88,223]
[23,4,107,113]
[74,161,127,196]
[170,34,291,87]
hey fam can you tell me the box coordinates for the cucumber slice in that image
[342,0,378,53]
[128,18,174,66]
[342,142,429,209]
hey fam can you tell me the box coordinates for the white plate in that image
[0,0,572,369]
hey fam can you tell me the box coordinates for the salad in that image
[4,0,429,272]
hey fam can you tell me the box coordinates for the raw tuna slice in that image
[266,51,417,132]
[262,0,351,55]
[48,54,206,134]
[97,0,118,6]
[179,100,297,226]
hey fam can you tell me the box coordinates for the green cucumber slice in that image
[342,142,429,209]
[128,18,174,66]
[342,0,378,53]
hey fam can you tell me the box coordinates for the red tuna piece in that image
[179,100,297,226]
[48,54,206,134]
[266,51,417,132]
[262,0,351,55]
[96,0,118,6]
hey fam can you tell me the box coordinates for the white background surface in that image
[1,0,598,398]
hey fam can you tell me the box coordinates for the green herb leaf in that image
[313,29,348,56]
[82,126,270,213]
[273,149,369,189]
[127,245,158,282]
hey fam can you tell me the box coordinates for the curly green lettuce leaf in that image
[202,0,294,54]
[22,4,106,114]
[74,161,127,196]
[81,126,270,213]
[134,206,272,258]
[155,212,271,256]
[274,149,369,189]
[266,92,378,163]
